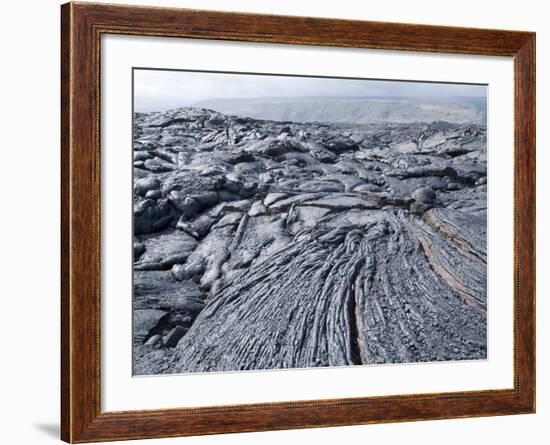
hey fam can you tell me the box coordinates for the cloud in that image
[134,68,486,112]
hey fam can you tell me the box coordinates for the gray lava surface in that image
[132,107,487,375]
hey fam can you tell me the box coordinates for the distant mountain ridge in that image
[194,96,486,125]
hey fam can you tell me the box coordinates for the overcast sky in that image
[134,69,487,112]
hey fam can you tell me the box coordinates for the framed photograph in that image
[61,2,535,442]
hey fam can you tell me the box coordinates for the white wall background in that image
[0,1,546,444]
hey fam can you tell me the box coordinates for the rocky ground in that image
[132,107,487,375]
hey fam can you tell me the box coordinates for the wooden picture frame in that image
[61,2,535,442]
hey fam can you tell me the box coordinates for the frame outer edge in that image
[515,33,536,412]
[62,2,101,442]
[60,2,72,442]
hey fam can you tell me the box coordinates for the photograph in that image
[132,69,488,375]
[51,1,538,442]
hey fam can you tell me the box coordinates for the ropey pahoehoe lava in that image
[132,105,487,375]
